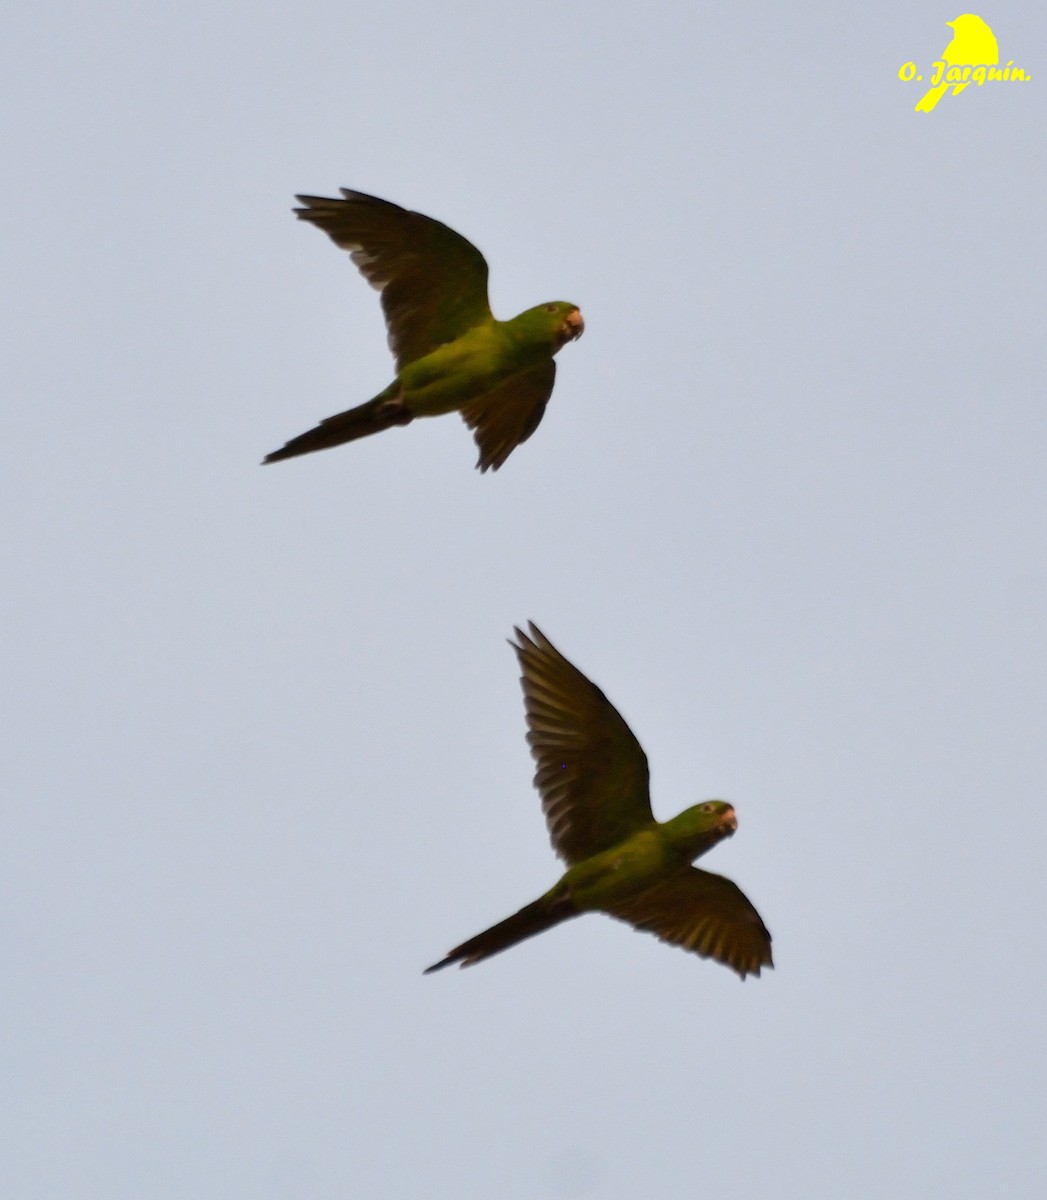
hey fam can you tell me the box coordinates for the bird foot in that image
[378,396,413,427]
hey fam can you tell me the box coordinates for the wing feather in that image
[295,189,492,369]
[605,868,773,979]
[460,362,555,472]
[512,624,654,864]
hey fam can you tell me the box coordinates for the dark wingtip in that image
[512,621,547,650]
[293,188,385,214]
[735,945,774,981]
[509,622,542,655]
[474,448,508,474]
[292,194,325,219]
[424,954,463,975]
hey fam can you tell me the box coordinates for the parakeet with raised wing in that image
[426,624,772,979]
[264,189,584,472]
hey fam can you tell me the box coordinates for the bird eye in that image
[545,303,557,313]
[700,802,717,813]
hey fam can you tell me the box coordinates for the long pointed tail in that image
[425,893,578,973]
[263,389,412,464]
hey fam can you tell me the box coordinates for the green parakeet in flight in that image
[264,189,584,472]
[427,624,772,979]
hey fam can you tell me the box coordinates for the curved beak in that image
[562,308,585,342]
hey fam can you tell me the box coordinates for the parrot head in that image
[517,301,584,349]
[663,800,738,861]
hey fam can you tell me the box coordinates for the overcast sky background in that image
[4,3,1046,1198]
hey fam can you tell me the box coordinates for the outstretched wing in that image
[604,868,773,979]
[461,362,555,472]
[512,623,653,864]
[295,189,492,369]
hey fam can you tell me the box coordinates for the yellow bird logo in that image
[915,14,1000,112]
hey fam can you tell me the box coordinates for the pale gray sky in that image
[4,4,1046,1198]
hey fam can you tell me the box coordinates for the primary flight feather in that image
[426,624,773,979]
[264,189,584,472]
